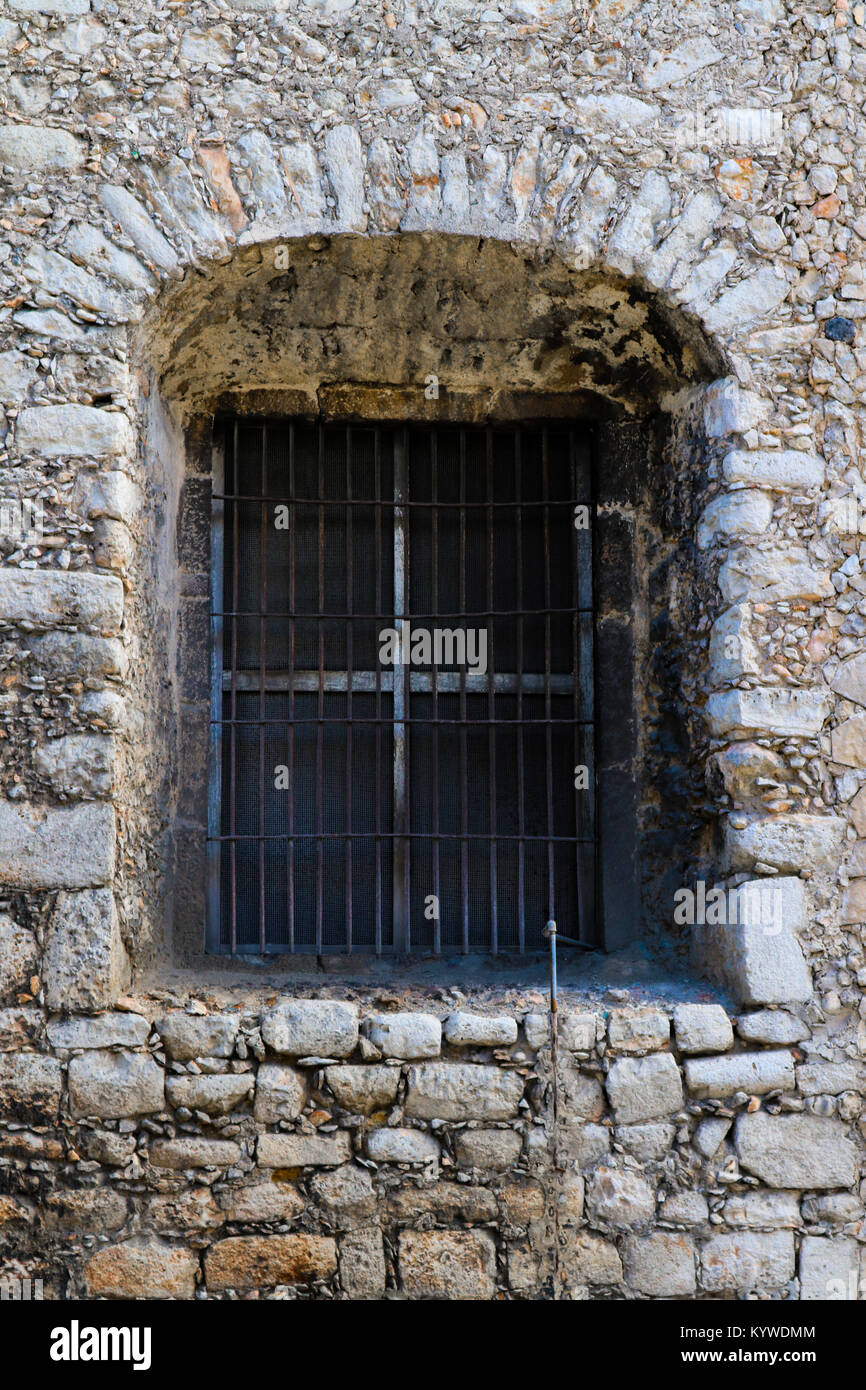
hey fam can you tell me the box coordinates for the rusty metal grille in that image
[207,419,596,955]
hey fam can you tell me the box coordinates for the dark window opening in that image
[208,418,596,956]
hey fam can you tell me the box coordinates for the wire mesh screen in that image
[208,418,596,955]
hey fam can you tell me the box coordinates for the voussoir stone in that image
[404,1063,524,1121]
[734,1112,858,1189]
[363,1011,441,1059]
[261,998,358,1058]
[68,1050,165,1119]
[605,1053,684,1123]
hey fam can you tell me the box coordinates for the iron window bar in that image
[207,419,597,956]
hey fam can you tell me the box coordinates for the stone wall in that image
[0,0,865,1298]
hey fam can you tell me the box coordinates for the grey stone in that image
[69,1050,164,1119]
[444,1012,518,1046]
[692,876,813,1007]
[722,448,825,491]
[830,652,866,707]
[563,1232,622,1286]
[559,1013,598,1051]
[0,914,38,997]
[0,570,124,632]
[799,1235,860,1300]
[660,1191,709,1225]
[253,1063,306,1122]
[0,348,38,400]
[0,1053,62,1120]
[0,123,83,171]
[700,1231,795,1292]
[723,1191,800,1229]
[797,1062,865,1095]
[623,1231,696,1296]
[309,1164,376,1227]
[725,818,846,875]
[693,1116,732,1158]
[64,222,155,291]
[684,1050,794,1099]
[673,1004,734,1055]
[339,1226,386,1298]
[704,266,789,334]
[735,1113,858,1188]
[17,404,133,457]
[261,999,358,1058]
[605,1053,684,1123]
[149,1138,242,1170]
[325,1064,399,1115]
[363,1011,441,1059]
[166,1073,254,1116]
[560,1121,610,1166]
[399,1230,496,1300]
[607,1008,669,1052]
[707,687,831,738]
[75,470,142,525]
[703,378,769,437]
[404,1063,524,1121]
[735,1010,810,1045]
[33,735,114,798]
[100,184,182,276]
[607,170,670,277]
[44,888,128,1013]
[697,490,774,550]
[642,35,722,88]
[155,1013,239,1061]
[615,1122,676,1161]
[523,1013,548,1050]
[323,124,365,229]
[585,1162,656,1230]
[454,1129,522,1171]
[718,545,834,604]
[365,1128,440,1164]
[226,1184,304,1224]
[28,633,127,680]
[46,1013,149,1050]
[257,1132,353,1168]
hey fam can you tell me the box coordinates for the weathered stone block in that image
[47,1013,149,1050]
[615,1122,676,1162]
[0,1053,62,1121]
[68,1050,164,1119]
[700,1231,795,1292]
[735,1113,858,1188]
[398,1230,496,1300]
[605,1053,684,1123]
[723,1191,800,1229]
[226,1183,304,1225]
[261,998,358,1058]
[722,448,825,491]
[154,1013,239,1061]
[253,1062,305,1122]
[697,490,773,550]
[44,888,128,1013]
[796,1061,865,1095]
[707,688,831,739]
[84,1238,198,1299]
[257,1132,352,1168]
[623,1232,696,1296]
[724,814,845,874]
[33,734,114,798]
[149,1139,242,1170]
[673,1004,733,1055]
[0,805,117,892]
[444,1012,518,1046]
[363,1011,441,1059]
[365,1128,440,1164]
[0,124,83,172]
[692,875,813,1007]
[325,1064,399,1114]
[16,405,133,458]
[205,1234,337,1291]
[0,914,38,997]
[454,1128,522,1171]
[404,1063,524,1121]
[563,1232,623,1286]
[387,1183,496,1223]
[799,1236,860,1300]
[44,1188,127,1232]
[166,1073,254,1116]
[684,1050,794,1099]
[607,1008,669,1052]
[28,632,127,680]
[735,1010,810,1045]
[145,1188,223,1234]
[339,1226,386,1299]
[309,1163,376,1227]
[718,545,834,604]
[660,1190,709,1225]
[585,1162,656,1229]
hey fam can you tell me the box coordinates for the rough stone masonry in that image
[0,0,865,1300]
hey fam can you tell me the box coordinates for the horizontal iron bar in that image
[213,493,582,509]
[221,671,577,694]
[213,715,593,726]
[212,607,592,619]
[206,831,595,843]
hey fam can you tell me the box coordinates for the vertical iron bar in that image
[542,428,555,923]
[392,428,408,954]
[288,423,295,952]
[570,429,586,943]
[431,430,441,957]
[345,427,353,954]
[515,430,525,953]
[258,422,267,953]
[316,423,325,956]
[459,427,469,953]
[486,427,498,955]
[207,433,225,952]
[229,420,239,954]
[374,430,383,955]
